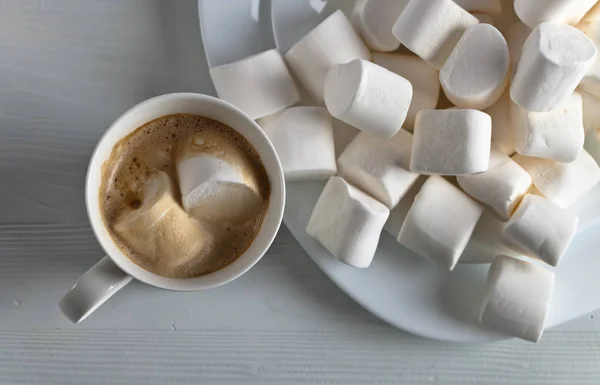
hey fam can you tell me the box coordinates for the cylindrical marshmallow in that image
[392,0,479,69]
[352,0,408,52]
[504,22,531,76]
[580,88,600,134]
[512,150,600,207]
[263,107,336,181]
[514,0,597,29]
[510,22,597,112]
[440,23,509,109]
[479,255,555,342]
[372,53,440,131]
[114,171,208,268]
[398,176,483,270]
[455,0,502,15]
[457,149,532,219]
[210,49,300,120]
[580,22,600,98]
[284,10,370,104]
[485,90,516,155]
[325,59,413,139]
[501,194,578,267]
[306,176,389,268]
[410,109,492,175]
[511,92,585,162]
[338,129,420,209]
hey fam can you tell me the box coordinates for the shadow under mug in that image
[59,93,286,323]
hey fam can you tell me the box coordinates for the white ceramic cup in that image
[59,93,285,323]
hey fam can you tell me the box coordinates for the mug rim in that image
[85,92,285,291]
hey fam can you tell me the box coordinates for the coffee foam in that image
[100,114,270,278]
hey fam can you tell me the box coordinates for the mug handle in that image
[59,256,133,323]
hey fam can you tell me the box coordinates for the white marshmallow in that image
[472,13,495,24]
[479,255,555,342]
[580,22,600,98]
[284,10,370,104]
[372,53,440,131]
[514,0,597,29]
[392,0,479,69]
[580,88,600,134]
[210,49,300,120]
[460,209,520,264]
[338,130,420,209]
[502,194,578,266]
[510,22,597,112]
[114,172,207,268]
[504,22,531,76]
[325,59,413,139]
[485,90,516,155]
[263,107,336,181]
[307,176,389,268]
[352,0,408,52]
[384,176,427,237]
[457,149,532,219]
[513,151,600,207]
[177,155,262,223]
[440,24,509,109]
[398,176,483,270]
[455,0,501,15]
[511,92,585,163]
[410,109,492,175]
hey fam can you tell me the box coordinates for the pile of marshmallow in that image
[209,0,600,342]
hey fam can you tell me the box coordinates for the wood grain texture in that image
[0,330,600,385]
[0,0,600,383]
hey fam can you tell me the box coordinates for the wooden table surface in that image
[1,1,600,384]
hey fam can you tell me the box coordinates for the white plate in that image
[199,0,600,342]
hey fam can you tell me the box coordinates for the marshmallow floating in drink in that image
[284,10,370,104]
[352,0,408,52]
[325,59,413,139]
[511,92,585,163]
[264,107,336,181]
[440,23,509,110]
[392,0,479,69]
[410,109,492,175]
[176,134,263,224]
[338,129,419,209]
[479,255,555,342]
[398,176,483,270]
[513,151,600,207]
[510,22,596,112]
[502,194,578,267]
[113,171,208,268]
[514,0,597,29]
[372,53,440,131]
[307,176,389,268]
[457,148,532,219]
[210,49,300,120]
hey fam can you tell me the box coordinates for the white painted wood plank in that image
[0,330,598,385]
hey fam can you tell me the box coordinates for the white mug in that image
[59,93,285,323]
